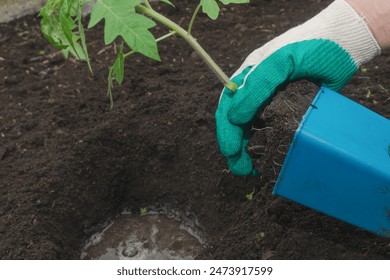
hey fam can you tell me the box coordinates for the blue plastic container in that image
[273,87,390,236]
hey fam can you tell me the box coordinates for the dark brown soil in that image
[1,0,389,259]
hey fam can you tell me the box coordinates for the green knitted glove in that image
[216,0,381,176]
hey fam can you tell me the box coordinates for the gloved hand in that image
[216,0,381,176]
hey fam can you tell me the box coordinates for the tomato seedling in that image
[39,0,249,106]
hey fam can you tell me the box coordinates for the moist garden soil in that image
[1,0,390,259]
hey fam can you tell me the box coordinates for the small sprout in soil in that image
[366,89,373,98]
[245,188,255,201]
[140,207,148,216]
[39,0,250,108]
[256,231,265,240]
[360,67,368,73]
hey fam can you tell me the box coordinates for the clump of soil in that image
[1,0,390,259]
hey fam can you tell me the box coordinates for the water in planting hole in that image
[81,207,205,260]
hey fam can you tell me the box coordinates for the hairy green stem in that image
[143,0,152,9]
[188,4,201,35]
[136,4,237,92]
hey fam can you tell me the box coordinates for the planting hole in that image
[81,209,205,260]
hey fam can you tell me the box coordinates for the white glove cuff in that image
[234,0,381,77]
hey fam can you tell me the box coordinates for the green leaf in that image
[113,44,125,85]
[159,0,175,7]
[200,0,220,20]
[63,34,87,60]
[200,0,250,20]
[106,44,125,108]
[40,0,69,49]
[140,207,148,216]
[245,188,255,201]
[39,0,91,67]
[88,0,160,61]
[219,0,250,4]
[60,0,79,56]
[76,0,92,72]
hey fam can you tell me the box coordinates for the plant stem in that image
[143,0,152,9]
[124,30,177,58]
[188,4,201,35]
[136,4,237,92]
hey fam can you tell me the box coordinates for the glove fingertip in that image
[227,151,255,176]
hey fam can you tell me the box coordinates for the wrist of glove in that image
[216,0,381,176]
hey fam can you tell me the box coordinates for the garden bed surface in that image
[1,0,390,259]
